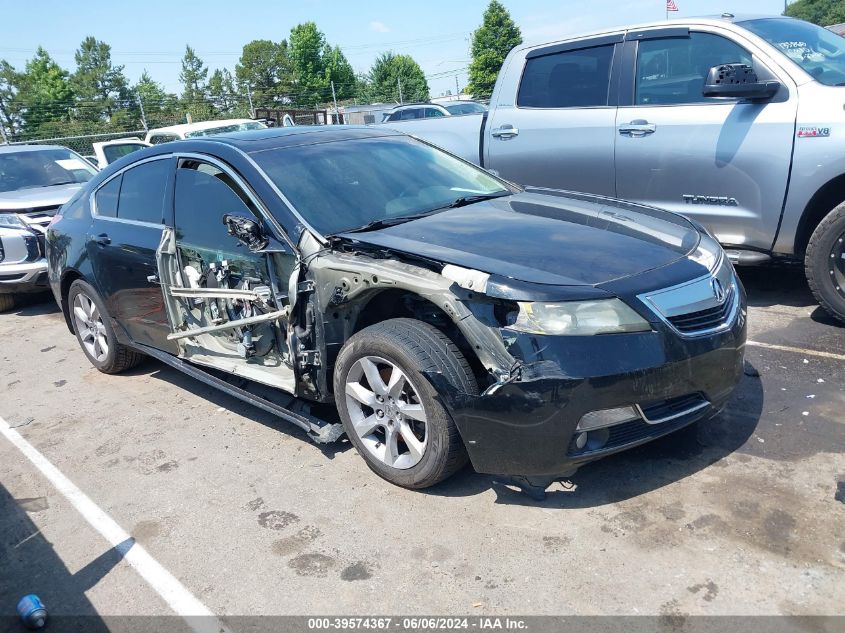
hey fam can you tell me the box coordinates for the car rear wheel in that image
[805,201,845,324]
[334,318,477,489]
[0,294,14,313]
[68,280,144,374]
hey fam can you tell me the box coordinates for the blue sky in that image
[1,0,789,98]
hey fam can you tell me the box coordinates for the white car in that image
[144,119,267,145]
[91,138,150,169]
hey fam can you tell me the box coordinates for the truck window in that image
[517,44,615,108]
[636,33,752,105]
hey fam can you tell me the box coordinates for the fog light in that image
[576,406,639,432]
[574,432,588,449]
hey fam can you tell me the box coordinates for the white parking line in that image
[0,416,228,633]
[747,340,845,362]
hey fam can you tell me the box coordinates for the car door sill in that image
[131,342,344,444]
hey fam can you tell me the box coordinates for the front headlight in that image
[0,213,27,229]
[507,298,651,336]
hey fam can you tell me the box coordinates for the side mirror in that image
[703,63,780,101]
[223,214,269,252]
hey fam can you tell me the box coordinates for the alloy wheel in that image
[344,356,428,469]
[73,292,109,362]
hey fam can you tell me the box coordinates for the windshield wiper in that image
[446,191,511,209]
[339,212,436,235]
[25,181,79,189]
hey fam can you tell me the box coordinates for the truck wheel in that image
[0,294,14,313]
[68,280,144,374]
[805,201,845,324]
[334,318,478,489]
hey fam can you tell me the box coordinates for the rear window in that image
[102,143,147,164]
[518,44,615,108]
[115,159,169,224]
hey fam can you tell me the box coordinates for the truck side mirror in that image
[223,214,269,252]
[703,63,780,101]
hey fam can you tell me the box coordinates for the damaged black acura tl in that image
[47,126,746,495]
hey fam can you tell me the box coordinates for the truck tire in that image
[0,294,14,313]
[68,279,145,374]
[334,318,477,489]
[805,201,845,324]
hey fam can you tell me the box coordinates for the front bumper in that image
[448,291,747,478]
[0,258,49,294]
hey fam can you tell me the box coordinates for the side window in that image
[424,108,445,118]
[95,176,121,218]
[400,108,421,120]
[518,44,615,108]
[116,159,169,224]
[174,160,261,255]
[149,134,178,145]
[636,33,753,105]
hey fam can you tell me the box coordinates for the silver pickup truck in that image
[390,14,845,322]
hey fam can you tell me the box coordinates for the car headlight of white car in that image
[0,213,28,229]
[508,298,652,336]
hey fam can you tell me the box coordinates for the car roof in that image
[0,144,73,154]
[517,14,795,49]
[146,118,259,136]
[185,125,405,154]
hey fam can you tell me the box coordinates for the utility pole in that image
[455,75,460,98]
[246,84,255,118]
[398,76,403,105]
[331,80,339,124]
[136,91,148,131]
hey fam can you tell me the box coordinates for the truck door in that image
[614,28,798,252]
[485,36,621,196]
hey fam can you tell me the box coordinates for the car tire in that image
[805,201,845,324]
[68,279,144,374]
[0,294,14,313]
[334,318,477,489]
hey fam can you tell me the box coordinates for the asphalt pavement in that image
[1,266,843,626]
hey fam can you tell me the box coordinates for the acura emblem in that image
[711,278,727,304]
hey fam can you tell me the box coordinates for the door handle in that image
[491,125,519,139]
[619,120,656,137]
[93,233,111,246]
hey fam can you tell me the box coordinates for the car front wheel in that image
[805,201,845,324]
[334,318,478,489]
[68,279,144,374]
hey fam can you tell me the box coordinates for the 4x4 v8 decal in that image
[682,195,739,207]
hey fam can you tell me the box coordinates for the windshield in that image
[0,148,97,193]
[185,121,266,138]
[102,143,147,164]
[252,135,511,235]
[445,102,487,115]
[743,18,845,86]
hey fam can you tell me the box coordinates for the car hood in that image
[0,183,84,211]
[338,190,701,287]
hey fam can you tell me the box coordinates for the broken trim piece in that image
[168,287,266,301]
[167,309,287,340]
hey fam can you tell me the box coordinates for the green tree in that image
[467,0,522,99]
[209,68,245,115]
[323,44,356,100]
[179,45,209,106]
[134,70,180,128]
[17,47,75,136]
[71,36,129,122]
[784,0,845,25]
[369,52,429,103]
[235,39,290,108]
[0,60,23,139]
[289,22,329,105]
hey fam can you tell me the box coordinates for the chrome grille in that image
[667,285,735,334]
[638,255,739,337]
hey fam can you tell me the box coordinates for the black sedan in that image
[46,126,746,496]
